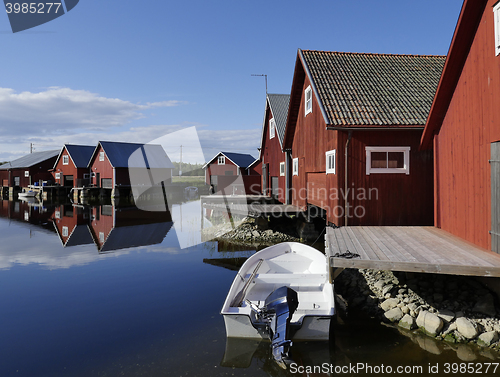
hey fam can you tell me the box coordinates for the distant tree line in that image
[171,161,204,176]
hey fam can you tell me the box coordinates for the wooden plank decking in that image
[326,226,500,277]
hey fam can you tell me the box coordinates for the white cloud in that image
[0,86,260,163]
[0,87,184,133]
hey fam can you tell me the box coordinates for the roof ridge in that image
[301,49,446,58]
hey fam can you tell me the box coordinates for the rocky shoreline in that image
[209,217,301,245]
[336,268,500,352]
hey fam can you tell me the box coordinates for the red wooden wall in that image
[433,0,500,250]
[89,145,113,187]
[260,102,287,203]
[288,59,433,226]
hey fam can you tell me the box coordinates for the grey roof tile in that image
[301,50,446,126]
[267,94,290,146]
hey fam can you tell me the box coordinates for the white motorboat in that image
[221,242,334,366]
[18,190,37,198]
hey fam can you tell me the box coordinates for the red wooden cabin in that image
[421,0,500,252]
[0,150,58,188]
[88,141,174,190]
[284,50,445,227]
[204,152,260,195]
[52,144,95,188]
[51,204,93,247]
[258,94,290,203]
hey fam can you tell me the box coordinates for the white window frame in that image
[99,151,105,162]
[292,158,299,176]
[83,173,90,179]
[55,172,61,180]
[365,146,410,175]
[62,155,69,165]
[62,226,68,237]
[218,155,225,165]
[326,150,336,174]
[280,162,285,176]
[99,232,105,243]
[24,170,29,177]
[269,118,276,139]
[494,2,500,56]
[305,86,312,116]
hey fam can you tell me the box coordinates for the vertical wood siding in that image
[261,105,286,203]
[435,0,500,250]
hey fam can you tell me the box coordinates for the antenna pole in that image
[251,74,268,95]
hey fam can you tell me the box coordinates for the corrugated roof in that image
[267,94,290,146]
[64,145,95,168]
[204,151,257,169]
[0,150,59,170]
[95,141,174,169]
[220,152,257,168]
[99,222,173,252]
[301,50,446,127]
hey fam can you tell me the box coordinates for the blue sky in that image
[0,0,463,163]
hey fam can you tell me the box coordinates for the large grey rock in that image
[384,307,403,322]
[399,314,416,330]
[473,294,497,317]
[416,310,443,337]
[437,310,455,323]
[382,284,394,296]
[380,298,399,311]
[456,317,478,340]
[477,331,499,347]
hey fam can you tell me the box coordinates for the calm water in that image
[0,199,499,377]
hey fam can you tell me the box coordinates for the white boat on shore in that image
[221,242,335,366]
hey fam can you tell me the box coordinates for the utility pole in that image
[251,74,268,95]
[30,143,33,153]
[179,145,182,176]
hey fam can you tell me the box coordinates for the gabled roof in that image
[268,94,290,146]
[88,141,174,169]
[303,50,446,127]
[203,151,257,169]
[284,49,446,148]
[421,0,488,149]
[54,144,95,169]
[258,94,290,157]
[0,150,59,170]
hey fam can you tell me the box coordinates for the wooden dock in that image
[201,194,304,218]
[326,226,500,277]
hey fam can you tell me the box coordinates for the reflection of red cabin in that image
[284,50,445,226]
[87,141,174,189]
[88,205,172,252]
[258,94,290,203]
[420,0,500,252]
[0,150,58,188]
[51,204,93,247]
[203,152,260,195]
[51,144,95,188]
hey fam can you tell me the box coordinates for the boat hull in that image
[223,313,332,341]
[221,242,335,342]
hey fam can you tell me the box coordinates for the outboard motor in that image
[261,286,299,368]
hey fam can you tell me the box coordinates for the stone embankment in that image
[210,217,300,245]
[336,269,500,351]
